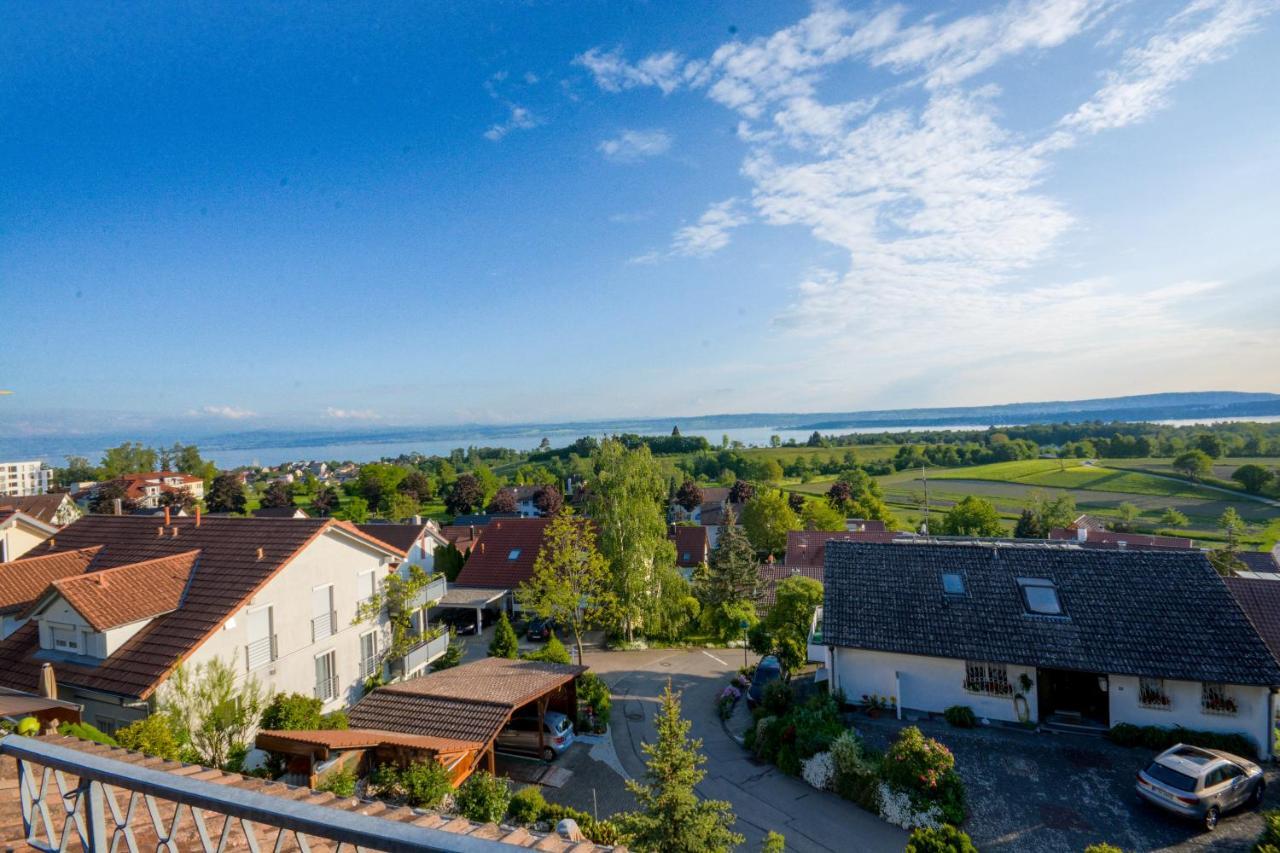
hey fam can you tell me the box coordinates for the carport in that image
[254,728,484,788]
[347,657,585,776]
[436,585,508,634]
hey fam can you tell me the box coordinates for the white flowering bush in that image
[801,750,834,790]
[876,783,942,831]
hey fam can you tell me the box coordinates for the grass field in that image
[930,459,1231,501]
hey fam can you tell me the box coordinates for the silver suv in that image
[1136,743,1265,830]
[494,711,575,761]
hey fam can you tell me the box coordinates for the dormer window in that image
[942,573,966,595]
[1017,577,1062,615]
[50,623,82,653]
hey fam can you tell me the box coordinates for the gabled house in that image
[75,471,206,510]
[0,509,58,562]
[669,487,730,525]
[357,520,448,572]
[783,528,898,571]
[0,493,82,528]
[818,541,1280,757]
[668,524,709,575]
[452,517,553,614]
[1049,525,1195,551]
[0,514,434,736]
[252,506,310,519]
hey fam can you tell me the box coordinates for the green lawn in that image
[930,460,1227,500]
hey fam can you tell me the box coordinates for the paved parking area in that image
[856,714,1277,852]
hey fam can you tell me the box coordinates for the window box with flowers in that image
[1201,683,1238,716]
[1138,677,1171,710]
[963,661,1013,697]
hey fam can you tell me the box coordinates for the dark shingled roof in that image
[1225,577,1280,662]
[823,541,1280,686]
[1239,551,1280,573]
[356,522,434,554]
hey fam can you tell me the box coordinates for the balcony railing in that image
[245,634,277,671]
[407,574,448,610]
[402,631,450,677]
[0,734,517,852]
[360,655,381,681]
[311,610,336,643]
[314,674,339,702]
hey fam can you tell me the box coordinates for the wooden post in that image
[485,744,495,774]
[537,696,549,758]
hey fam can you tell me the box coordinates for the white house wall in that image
[1,522,48,562]
[184,530,397,713]
[831,647,1038,723]
[1109,675,1273,758]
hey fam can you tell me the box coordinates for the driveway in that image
[855,714,1277,852]
[586,648,909,853]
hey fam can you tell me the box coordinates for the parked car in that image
[746,656,784,709]
[526,617,559,641]
[441,609,478,636]
[1136,743,1266,830]
[494,710,575,761]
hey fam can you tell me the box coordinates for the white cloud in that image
[582,0,1273,394]
[484,104,539,141]
[1061,0,1270,134]
[325,407,380,420]
[598,129,673,162]
[201,405,255,419]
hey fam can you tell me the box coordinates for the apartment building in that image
[0,460,51,497]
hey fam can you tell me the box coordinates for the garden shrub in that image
[878,783,942,830]
[576,672,611,731]
[315,767,356,798]
[829,729,882,813]
[539,802,623,845]
[1107,723,1258,759]
[905,825,978,852]
[115,715,181,760]
[454,770,511,824]
[801,751,834,790]
[1083,845,1124,853]
[777,741,801,776]
[373,760,453,808]
[58,721,118,747]
[260,693,328,731]
[507,785,547,825]
[789,695,845,759]
[943,705,977,729]
[753,716,783,764]
[320,710,349,730]
[882,727,966,826]
[1255,810,1280,853]
[743,722,758,752]
[762,680,792,716]
[762,831,786,853]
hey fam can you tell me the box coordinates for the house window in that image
[357,570,377,606]
[94,717,126,736]
[507,549,521,560]
[964,661,1012,696]
[942,573,965,595]
[360,630,380,680]
[1017,578,1063,615]
[50,624,81,654]
[246,605,276,671]
[1138,677,1170,710]
[1201,683,1238,715]
[311,584,335,642]
[314,650,338,701]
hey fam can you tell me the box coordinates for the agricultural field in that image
[734,444,901,465]
[930,459,1231,500]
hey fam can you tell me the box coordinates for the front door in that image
[1037,668,1109,726]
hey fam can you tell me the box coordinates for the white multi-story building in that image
[0,460,51,497]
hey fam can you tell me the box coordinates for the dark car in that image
[746,656,784,708]
[526,617,558,641]
[442,609,478,635]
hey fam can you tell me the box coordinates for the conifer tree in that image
[488,612,518,658]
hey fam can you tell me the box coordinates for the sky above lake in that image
[3,1,1278,437]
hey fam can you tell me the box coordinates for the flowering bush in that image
[801,750,834,790]
[734,674,751,689]
[877,783,943,831]
[720,685,742,701]
[882,727,954,794]
[717,684,742,719]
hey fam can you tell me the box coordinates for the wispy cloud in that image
[201,405,255,420]
[582,0,1273,383]
[325,407,380,420]
[483,71,541,141]
[598,129,673,162]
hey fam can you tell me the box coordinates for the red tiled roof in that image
[758,564,824,607]
[49,550,198,631]
[454,517,555,589]
[0,495,74,526]
[668,525,709,568]
[356,523,437,554]
[0,547,101,614]
[439,525,481,552]
[0,515,401,700]
[348,658,585,745]
[784,529,898,569]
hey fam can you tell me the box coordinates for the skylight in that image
[1017,577,1063,615]
[942,573,965,595]
[507,548,521,560]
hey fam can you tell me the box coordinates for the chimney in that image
[170,526,179,537]
[255,547,264,560]
[113,498,123,516]
[157,525,165,537]
[479,542,485,554]
[164,506,171,526]
[413,514,422,526]
[195,505,202,527]
[47,537,56,549]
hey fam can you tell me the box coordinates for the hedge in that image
[1107,723,1258,760]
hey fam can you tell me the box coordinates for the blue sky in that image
[2,0,1278,436]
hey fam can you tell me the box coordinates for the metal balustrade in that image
[311,610,336,643]
[407,575,448,610]
[402,631,450,677]
[245,634,278,671]
[1,734,517,852]
[314,674,340,701]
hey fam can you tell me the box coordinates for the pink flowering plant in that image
[716,683,742,720]
[880,726,966,825]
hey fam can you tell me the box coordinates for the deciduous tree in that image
[100,442,157,479]
[675,480,703,513]
[260,480,294,508]
[518,508,613,664]
[1173,450,1213,481]
[532,484,563,515]
[398,470,434,503]
[1159,507,1189,529]
[800,499,844,531]
[728,480,756,504]
[1232,464,1275,495]
[205,473,247,515]
[311,485,339,517]
[939,496,1004,537]
[740,490,800,554]
[487,488,518,514]
[445,474,484,516]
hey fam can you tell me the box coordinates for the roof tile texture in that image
[0,547,100,614]
[52,550,198,630]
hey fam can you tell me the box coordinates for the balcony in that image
[807,606,825,664]
[407,574,448,610]
[245,635,278,671]
[401,630,450,677]
[310,610,336,643]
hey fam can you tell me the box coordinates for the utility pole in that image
[921,465,930,536]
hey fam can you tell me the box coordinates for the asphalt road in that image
[586,647,909,853]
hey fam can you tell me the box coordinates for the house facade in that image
[818,541,1280,758]
[0,493,83,527]
[0,460,52,497]
[0,515,449,737]
[0,510,57,562]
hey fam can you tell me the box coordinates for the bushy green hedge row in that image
[505,786,622,845]
[1107,723,1258,760]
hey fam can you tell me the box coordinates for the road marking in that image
[702,650,728,666]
